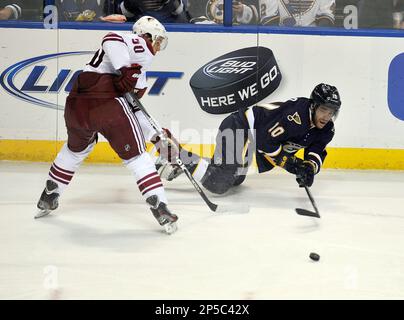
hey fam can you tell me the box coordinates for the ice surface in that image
[1,161,404,299]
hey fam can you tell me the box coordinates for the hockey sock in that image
[47,141,95,195]
[125,152,168,204]
[192,158,210,183]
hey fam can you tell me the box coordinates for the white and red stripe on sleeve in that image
[102,32,126,46]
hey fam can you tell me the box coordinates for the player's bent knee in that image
[201,164,238,194]
[233,174,246,186]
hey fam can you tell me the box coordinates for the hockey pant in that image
[47,96,167,204]
[183,112,253,195]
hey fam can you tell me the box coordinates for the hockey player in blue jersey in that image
[158,83,341,194]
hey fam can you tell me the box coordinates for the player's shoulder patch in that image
[257,102,282,111]
[104,32,123,39]
[287,111,302,125]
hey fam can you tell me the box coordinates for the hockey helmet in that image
[311,83,341,110]
[133,16,168,50]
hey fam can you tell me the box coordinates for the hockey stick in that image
[295,185,321,218]
[124,92,218,212]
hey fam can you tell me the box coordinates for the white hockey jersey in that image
[84,32,155,89]
[260,0,335,26]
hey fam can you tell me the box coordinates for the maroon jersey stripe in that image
[52,163,74,175]
[140,35,155,56]
[124,98,146,152]
[117,98,145,154]
[117,98,142,153]
[104,32,123,39]
[137,172,158,185]
[141,183,164,196]
[132,108,146,145]
[138,176,162,192]
[49,172,69,185]
[102,38,126,46]
[124,97,146,152]
[50,166,73,182]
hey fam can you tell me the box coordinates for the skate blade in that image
[164,222,178,235]
[35,209,51,219]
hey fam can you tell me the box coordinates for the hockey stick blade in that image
[208,202,218,212]
[182,166,218,212]
[295,208,320,218]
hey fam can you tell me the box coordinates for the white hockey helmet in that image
[133,16,168,50]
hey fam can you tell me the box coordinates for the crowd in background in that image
[1,0,404,30]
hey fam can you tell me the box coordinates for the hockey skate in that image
[146,195,178,235]
[35,180,60,219]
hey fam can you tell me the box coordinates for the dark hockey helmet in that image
[310,83,341,121]
[311,83,341,110]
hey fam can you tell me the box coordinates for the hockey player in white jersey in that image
[35,16,178,234]
[260,0,335,26]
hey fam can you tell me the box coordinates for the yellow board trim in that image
[1,139,404,170]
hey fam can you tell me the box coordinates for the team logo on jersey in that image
[283,141,305,153]
[287,112,302,125]
[280,0,317,26]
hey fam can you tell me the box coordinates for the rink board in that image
[1,27,404,169]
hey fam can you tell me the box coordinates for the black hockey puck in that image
[309,252,320,261]
[189,46,282,114]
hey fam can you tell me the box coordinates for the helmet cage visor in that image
[313,103,340,122]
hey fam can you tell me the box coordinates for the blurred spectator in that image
[0,0,43,20]
[102,0,189,23]
[57,0,104,21]
[393,0,404,29]
[100,0,127,22]
[102,0,121,16]
[260,0,335,27]
[354,0,404,29]
[188,0,258,24]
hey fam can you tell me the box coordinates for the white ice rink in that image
[1,161,404,300]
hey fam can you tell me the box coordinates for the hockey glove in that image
[273,150,303,174]
[151,128,180,163]
[295,161,316,188]
[113,64,142,94]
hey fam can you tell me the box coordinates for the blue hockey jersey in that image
[241,97,335,174]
